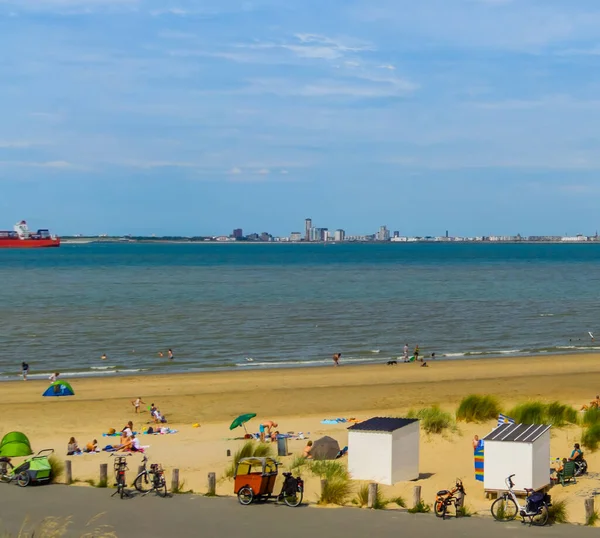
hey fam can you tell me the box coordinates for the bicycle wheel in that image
[434,499,447,518]
[119,476,126,499]
[531,504,549,526]
[283,488,303,507]
[0,461,13,483]
[17,472,30,488]
[491,496,518,521]
[238,486,254,505]
[156,475,168,498]
[134,472,152,493]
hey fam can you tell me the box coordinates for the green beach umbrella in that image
[230,413,257,433]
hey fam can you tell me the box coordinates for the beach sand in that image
[2,353,600,523]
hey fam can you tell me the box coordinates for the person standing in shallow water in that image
[332,353,341,366]
[168,349,174,360]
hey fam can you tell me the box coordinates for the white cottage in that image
[482,423,551,493]
[348,417,419,485]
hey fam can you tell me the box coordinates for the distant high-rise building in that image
[305,218,312,241]
[377,225,390,241]
[233,228,243,239]
[334,229,345,242]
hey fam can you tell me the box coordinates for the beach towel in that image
[474,441,484,482]
[321,418,355,424]
[496,414,515,429]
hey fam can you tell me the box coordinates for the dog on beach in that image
[386,360,398,366]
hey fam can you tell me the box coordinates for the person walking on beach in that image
[131,397,145,414]
[414,345,420,362]
[332,353,341,366]
[403,344,409,362]
[168,349,174,361]
[49,372,59,383]
[21,361,29,381]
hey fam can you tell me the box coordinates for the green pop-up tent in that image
[0,431,33,457]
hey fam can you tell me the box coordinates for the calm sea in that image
[1,242,600,381]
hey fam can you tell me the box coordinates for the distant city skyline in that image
[3,1,600,235]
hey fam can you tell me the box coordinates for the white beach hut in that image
[482,423,551,494]
[348,417,419,485]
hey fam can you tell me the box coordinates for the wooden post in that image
[171,468,180,493]
[585,497,595,524]
[99,463,107,487]
[226,449,231,457]
[65,460,72,485]
[320,478,328,499]
[412,485,422,508]
[207,472,216,496]
[367,483,378,509]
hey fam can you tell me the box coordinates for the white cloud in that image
[229,166,242,174]
[0,160,75,168]
[378,64,396,70]
[122,160,198,169]
[0,140,37,148]
[257,168,270,175]
[280,169,289,174]
[150,8,187,16]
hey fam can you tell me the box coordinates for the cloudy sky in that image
[2,0,600,236]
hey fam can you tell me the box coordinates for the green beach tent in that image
[0,431,33,457]
[42,381,75,397]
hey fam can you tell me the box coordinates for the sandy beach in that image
[2,353,600,524]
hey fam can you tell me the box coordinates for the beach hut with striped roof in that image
[482,423,551,494]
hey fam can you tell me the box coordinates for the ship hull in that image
[0,238,60,248]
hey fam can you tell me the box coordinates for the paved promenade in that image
[0,485,597,537]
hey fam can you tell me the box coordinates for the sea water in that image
[1,242,600,380]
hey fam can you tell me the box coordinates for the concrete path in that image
[0,484,597,537]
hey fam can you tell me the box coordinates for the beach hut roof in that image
[348,417,417,433]
[483,423,550,443]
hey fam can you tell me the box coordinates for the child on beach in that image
[49,372,59,383]
[332,353,341,366]
[131,397,145,414]
[21,361,29,381]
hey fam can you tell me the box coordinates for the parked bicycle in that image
[110,453,132,499]
[491,474,551,526]
[133,455,168,497]
[434,479,466,519]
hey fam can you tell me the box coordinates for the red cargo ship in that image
[0,221,60,248]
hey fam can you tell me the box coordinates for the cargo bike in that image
[234,457,303,507]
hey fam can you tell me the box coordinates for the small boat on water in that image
[0,220,60,248]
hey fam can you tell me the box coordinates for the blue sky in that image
[2,0,600,236]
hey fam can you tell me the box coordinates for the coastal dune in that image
[2,353,599,523]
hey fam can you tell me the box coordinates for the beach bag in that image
[283,477,298,496]
[527,492,544,513]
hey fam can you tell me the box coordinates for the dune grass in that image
[548,499,569,524]
[318,477,353,506]
[507,401,577,427]
[309,460,349,481]
[48,455,64,484]
[310,460,352,506]
[581,424,600,452]
[407,500,431,514]
[288,455,309,476]
[587,509,599,527]
[456,395,501,423]
[457,504,473,517]
[582,408,600,426]
[407,406,457,434]
[354,484,389,509]
[223,441,274,479]
[546,402,578,427]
